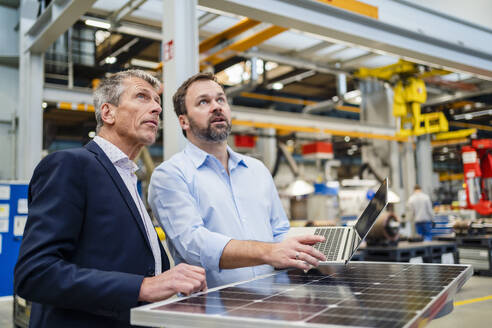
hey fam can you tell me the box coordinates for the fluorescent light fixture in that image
[264,61,278,71]
[105,56,117,64]
[85,19,111,29]
[454,109,492,120]
[344,89,362,105]
[344,136,350,142]
[130,59,160,69]
[272,82,284,90]
[42,102,47,109]
[224,63,244,85]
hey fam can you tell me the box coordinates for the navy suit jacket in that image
[14,141,170,328]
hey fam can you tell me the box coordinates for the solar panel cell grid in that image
[134,262,472,328]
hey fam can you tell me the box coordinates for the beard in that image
[188,113,231,143]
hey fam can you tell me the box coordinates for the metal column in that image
[17,0,97,179]
[17,1,43,179]
[162,0,198,160]
[359,78,405,216]
[416,134,434,198]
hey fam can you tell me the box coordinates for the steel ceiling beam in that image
[340,52,379,67]
[425,85,492,106]
[295,40,334,57]
[241,49,349,75]
[199,0,492,79]
[24,0,97,53]
[109,0,147,25]
[198,12,219,27]
[231,105,402,140]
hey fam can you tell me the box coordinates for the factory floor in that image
[0,275,491,327]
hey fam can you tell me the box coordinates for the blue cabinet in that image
[0,182,28,297]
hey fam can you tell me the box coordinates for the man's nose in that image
[152,103,162,115]
[210,100,223,112]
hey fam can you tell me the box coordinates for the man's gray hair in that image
[93,69,161,132]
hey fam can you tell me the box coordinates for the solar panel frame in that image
[131,262,473,328]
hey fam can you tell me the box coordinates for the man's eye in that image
[217,97,225,103]
[199,99,208,105]
[137,93,147,99]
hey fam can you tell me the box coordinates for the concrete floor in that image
[1,275,491,327]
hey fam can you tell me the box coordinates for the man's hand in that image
[138,263,207,303]
[264,235,326,271]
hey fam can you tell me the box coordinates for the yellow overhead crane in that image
[355,59,456,138]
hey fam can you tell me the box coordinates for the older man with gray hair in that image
[15,69,206,328]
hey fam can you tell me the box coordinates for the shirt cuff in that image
[200,233,232,272]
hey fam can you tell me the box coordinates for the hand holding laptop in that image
[286,178,389,265]
[264,235,327,271]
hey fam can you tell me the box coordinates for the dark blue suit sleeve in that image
[14,151,144,318]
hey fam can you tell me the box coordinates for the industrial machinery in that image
[453,218,492,236]
[461,139,492,215]
[365,212,400,246]
[355,59,450,137]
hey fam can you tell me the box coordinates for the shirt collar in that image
[184,140,248,169]
[93,136,139,173]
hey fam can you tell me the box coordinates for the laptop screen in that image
[354,178,388,240]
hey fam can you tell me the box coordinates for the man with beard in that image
[148,72,326,288]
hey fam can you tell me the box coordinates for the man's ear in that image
[101,103,115,125]
[178,114,189,131]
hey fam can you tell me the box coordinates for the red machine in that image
[461,139,492,215]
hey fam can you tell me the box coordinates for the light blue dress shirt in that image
[148,141,289,288]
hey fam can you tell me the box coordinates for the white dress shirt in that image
[93,136,161,275]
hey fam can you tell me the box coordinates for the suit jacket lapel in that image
[85,141,152,251]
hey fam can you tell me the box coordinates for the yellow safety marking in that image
[239,92,361,113]
[323,129,408,142]
[199,18,261,53]
[336,105,360,113]
[315,0,378,19]
[450,121,492,132]
[431,138,469,147]
[239,92,317,106]
[57,102,95,112]
[229,25,287,52]
[454,295,492,307]
[439,173,464,182]
[231,119,408,142]
[202,25,287,67]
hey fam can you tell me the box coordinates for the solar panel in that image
[131,262,472,328]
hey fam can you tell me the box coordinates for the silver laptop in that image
[288,178,388,264]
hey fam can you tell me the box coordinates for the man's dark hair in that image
[414,184,421,191]
[172,72,224,137]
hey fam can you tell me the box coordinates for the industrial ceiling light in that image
[343,89,362,105]
[272,82,284,90]
[85,19,111,29]
[105,56,117,64]
[277,142,314,197]
[283,179,315,197]
[130,59,160,69]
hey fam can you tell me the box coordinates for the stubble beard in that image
[188,115,231,143]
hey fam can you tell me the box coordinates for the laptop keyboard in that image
[313,227,344,261]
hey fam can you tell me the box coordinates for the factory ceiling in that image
[31,0,492,162]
